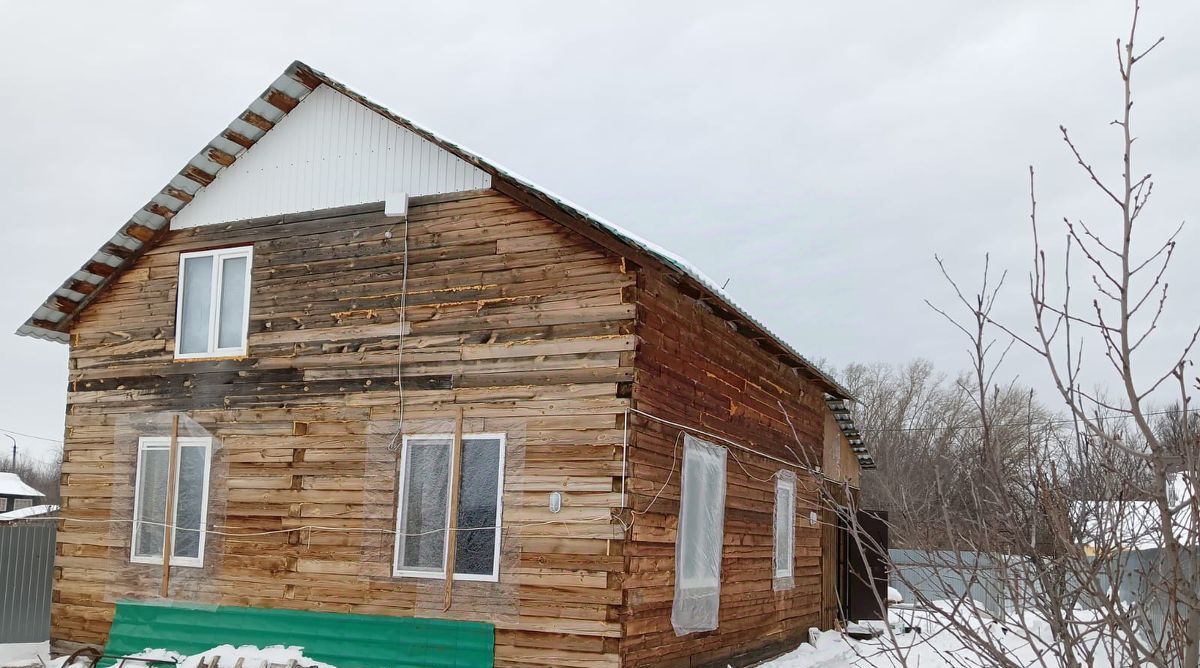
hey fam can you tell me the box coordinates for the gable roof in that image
[0,472,44,499]
[17,61,871,467]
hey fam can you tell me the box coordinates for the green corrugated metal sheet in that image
[103,601,494,667]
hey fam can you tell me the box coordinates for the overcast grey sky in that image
[2,1,1197,464]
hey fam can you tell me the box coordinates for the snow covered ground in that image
[41,645,335,668]
[756,601,1126,668]
[0,642,50,667]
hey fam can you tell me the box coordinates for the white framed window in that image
[131,436,212,568]
[393,433,506,582]
[672,434,727,635]
[774,472,796,582]
[175,246,253,359]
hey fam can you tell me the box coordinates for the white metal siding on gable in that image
[171,85,491,229]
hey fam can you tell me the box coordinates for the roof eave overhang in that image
[826,396,875,470]
[16,62,322,344]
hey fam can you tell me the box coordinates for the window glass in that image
[133,448,169,558]
[174,445,209,559]
[132,438,211,566]
[176,247,252,357]
[394,434,505,580]
[397,437,452,573]
[455,437,502,576]
[179,255,213,354]
[217,255,248,349]
[774,475,796,580]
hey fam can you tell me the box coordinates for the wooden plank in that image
[160,414,180,597]
[443,406,464,610]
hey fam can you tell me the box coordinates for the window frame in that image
[174,246,254,360]
[130,436,213,568]
[392,432,507,582]
[774,473,796,580]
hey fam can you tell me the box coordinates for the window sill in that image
[173,350,249,363]
[131,555,205,569]
[392,569,500,583]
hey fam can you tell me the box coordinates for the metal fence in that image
[890,547,1185,643]
[889,549,1009,616]
[0,521,56,644]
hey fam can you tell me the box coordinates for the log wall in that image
[621,264,831,667]
[55,189,633,668]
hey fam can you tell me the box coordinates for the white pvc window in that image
[393,433,506,582]
[774,472,797,587]
[175,246,253,359]
[672,434,727,636]
[131,437,212,568]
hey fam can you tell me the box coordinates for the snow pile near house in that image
[885,587,902,605]
[0,641,51,667]
[756,601,1125,668]
[45,645,336,668]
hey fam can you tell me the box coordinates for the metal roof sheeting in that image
[103,601,495,668]
[17,63,326,345]
[826,397,875,470]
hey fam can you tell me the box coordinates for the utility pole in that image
[2,434,14,471]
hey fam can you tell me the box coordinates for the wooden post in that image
[160,414,181,598]
[442,406,465,610]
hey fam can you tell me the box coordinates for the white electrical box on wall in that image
[385,192,409,218]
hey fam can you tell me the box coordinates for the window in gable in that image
[176,246,253,359]
[393,433,506,581]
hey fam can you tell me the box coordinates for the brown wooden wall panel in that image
[55,189,633,668]
[621,264,832,667]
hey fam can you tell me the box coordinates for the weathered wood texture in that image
[822,412,861,488]
[621,264,833,667]
[820,413,861,629]
[55,189,633,668]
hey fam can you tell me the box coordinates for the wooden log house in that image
[19,62,876,668]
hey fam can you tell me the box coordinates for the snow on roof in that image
[0,504,58,522]
[0,472,43,498]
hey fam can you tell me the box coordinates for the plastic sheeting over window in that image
[773,470,796,591]
[672,434,727,636]
[131,436,212,567]
[393,433,506,581]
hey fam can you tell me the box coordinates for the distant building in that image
[0,472,43,512]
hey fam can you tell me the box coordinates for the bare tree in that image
[844,359,1054,549]
[834,3,1200,666]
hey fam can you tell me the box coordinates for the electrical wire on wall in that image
[385,210,411,453]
